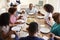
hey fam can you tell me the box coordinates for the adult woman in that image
[50,13,60,40]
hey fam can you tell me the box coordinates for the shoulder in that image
[19,37,27,40]
[26,8,29,10]
[10,15,16,19]
[53,23,60,29]
[19,36,44,40]
[35,37,44,40]
[56,24,60,29]
[32,8,36,10]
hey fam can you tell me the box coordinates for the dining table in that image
[11,13,52,40]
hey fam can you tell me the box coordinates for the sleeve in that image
[51,25,60,36]
[44,13,51,26]
[57,26,60,36]
[10,15,16,24]
[25,8,28,14]
[35,8,38,13]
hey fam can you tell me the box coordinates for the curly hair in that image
[44,4,54,13]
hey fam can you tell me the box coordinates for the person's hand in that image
[44,20,51,27]
[49,33,55,38]
[48,17,51,21]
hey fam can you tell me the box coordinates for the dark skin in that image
[38,11,44,16]
[29,4,33,10]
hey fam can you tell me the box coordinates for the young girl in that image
[44,4,54,26]
[8,7,21,26]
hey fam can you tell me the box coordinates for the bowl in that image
[28,13,34,15]
[11,26,21,31]
[37,16,44,19]
[40,27,50,33]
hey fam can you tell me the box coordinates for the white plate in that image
[19,31,29,37]
[28,13,34,15]
[40,27,50,33]
[40,25,45,27]
[11,26,21,31]
[17,20,25,23]
[37,16,44,19]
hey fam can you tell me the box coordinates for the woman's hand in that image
[54,35,60,40]
[49,33,55,38]
[49,33,60,40]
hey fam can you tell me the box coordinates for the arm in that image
[54,36,60,40]
[38,11,44,16]
[49,33,60,40]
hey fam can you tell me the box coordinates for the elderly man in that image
[26,3,38,14]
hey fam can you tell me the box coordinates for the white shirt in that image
[20,12,27,22]
[44,13,54,26]
[26,8,38,14]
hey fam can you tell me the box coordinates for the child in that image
[44,4,54,26]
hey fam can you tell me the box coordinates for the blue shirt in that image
[19,36,44,40]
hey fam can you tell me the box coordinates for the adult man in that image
[26,3,38,14]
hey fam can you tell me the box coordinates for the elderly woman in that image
[50,13,60,40]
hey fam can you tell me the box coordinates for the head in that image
[29,3,33,10]
[21,10,25,14]
[44,4,54,13]
[8,7,17,15]
[52,13,60,24]
[12,5,17,8]
[27,22,38,36]
[0,12,10,26]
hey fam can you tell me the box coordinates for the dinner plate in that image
[17,20,25,23]
[28,13,34,15]
[37,16,44,19]
[19,31,29,37]
[40,25,45,27]
[11,26,21,31]
[40,27,50,33]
